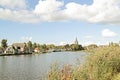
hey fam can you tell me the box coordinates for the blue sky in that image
[0,0,120,45]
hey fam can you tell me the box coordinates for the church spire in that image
[75,37,78,45]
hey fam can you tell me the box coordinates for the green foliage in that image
[32,42,37,49]
[37,44,48,51]
[47,44,55,49]
[42,44,48,50]
[1,39,7,49]
[27,41,32,48]
[70,44,84,51]
[64,44,71,51]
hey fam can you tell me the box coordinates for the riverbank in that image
[47,46,120,80]
[0,53,32,56]
[0,50,83,56]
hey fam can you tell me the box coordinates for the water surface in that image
[0,52,86,80]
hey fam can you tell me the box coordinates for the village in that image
[0,38,120,56]
[0,38,82,55]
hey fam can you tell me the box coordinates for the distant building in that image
[75,37,79,45]
[12,43,28,53]
[34,48,40,53]
[0,48,3,54]
[4,43,32,54]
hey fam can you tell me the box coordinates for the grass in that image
[46,46,120,80]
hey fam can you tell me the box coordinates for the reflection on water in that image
[0,52,86,80]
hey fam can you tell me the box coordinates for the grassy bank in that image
[46,46,120,80]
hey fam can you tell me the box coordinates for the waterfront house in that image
[4,43,32,54]
[34,48,40,53]
[0,48,3,54]
[12,43,27,53]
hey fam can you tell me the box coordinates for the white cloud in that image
[34,0,65,21]
[102,29,118,38]
[0,0,41,23]
[0,0,27,9]
[33,0,120,24]
[0,0,120,24]
[64,0,120,24]
[0,8,40,23]
[34,0,63,14]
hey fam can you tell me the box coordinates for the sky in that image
[0,0,120,46]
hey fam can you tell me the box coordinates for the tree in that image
[64,44,70,51]
[1,39,7,49]
[70,37,84,51]
[70,44,79,51]
[26,41,33,53]
[70,44,84,51]
[27,41,32,48]
[32,42,37,49]
[47,44,55,49]
[42,44,48,50]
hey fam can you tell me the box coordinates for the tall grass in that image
[47,46,120,80]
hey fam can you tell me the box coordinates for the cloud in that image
[34,0,65,21]
[0,0,120,24]
[102,29,118,38]
[34,0,63,14]
[64,0,120,24]
[0,8,41,23]
[0,0,27,9]
[33,0,120,24]
[0,0,41,23]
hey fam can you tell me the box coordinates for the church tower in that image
[75,37,79,45]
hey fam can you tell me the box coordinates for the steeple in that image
[75,37,78,45]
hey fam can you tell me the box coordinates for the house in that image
[3,43,33,55]
[12,43,27,53]
[34,48,40,53]
[0,48,3,54]
[12,43,32,54]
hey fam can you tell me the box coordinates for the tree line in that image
[0,39,85,53]
[1,39,119,53]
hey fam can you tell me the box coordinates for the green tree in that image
[47,44,55,49]
[1,39,7,49]
[26,41,33,53]
[42,44,48,50]
[64,44,70,51]
[27,41,32,48]
[32,42,37,49]
[70,44,84,51]
[70,44,79,51]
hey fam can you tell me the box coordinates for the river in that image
[0,52,87,80]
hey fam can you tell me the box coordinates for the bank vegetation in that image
[47,46,120,80]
